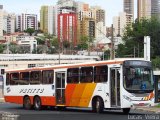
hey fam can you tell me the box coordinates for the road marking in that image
[0,111,19,120]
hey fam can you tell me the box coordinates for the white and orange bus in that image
[3,59,155,114]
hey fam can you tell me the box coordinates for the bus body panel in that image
[4,85,56,106]
[3,59,155,111]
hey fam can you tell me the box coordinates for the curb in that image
[135,107,160,114]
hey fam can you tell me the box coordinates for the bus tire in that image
[92,97,104,113]
[34,96,42,110]
[23,96,32,110]
[122,108,130,114]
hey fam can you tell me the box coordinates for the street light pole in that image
[110,24,115,60]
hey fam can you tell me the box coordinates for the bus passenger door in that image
[109,67,121,107]
[55,71,66,105]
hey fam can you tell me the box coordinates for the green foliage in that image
[77,36,94,50]
[0,44,5,53]
[63,40,70,49]
[152,56,160,69]
[35,37,45,45]
[51,38,59,49]
[117,17,160,59]
[24,28,35,36]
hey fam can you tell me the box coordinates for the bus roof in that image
[5,58,148,73]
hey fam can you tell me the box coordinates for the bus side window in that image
[6,73,10,85]
[19,72,29,85]
[67,68,79,83]
[42,70,54,84]
[10,73,19,85]
[30,71,41,84]
[80,67,93,83]
[94,66,108,83]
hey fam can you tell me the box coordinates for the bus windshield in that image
[124,67,154,93]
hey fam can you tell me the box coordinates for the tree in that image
[116,17,160,59]
[63,40,70,54]
[24,28,35,36]
[77,36,89,50]
[35,37,45,45]
[0,44,5,53]
[51,37,59,50]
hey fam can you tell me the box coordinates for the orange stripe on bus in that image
[40,96,56,106]
[4,96,56,106]
[65,84,76,106]
[69,84,86,106]
[78,83,96,107]
[5,96,23,104]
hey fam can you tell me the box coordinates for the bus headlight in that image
[123,95,132,102]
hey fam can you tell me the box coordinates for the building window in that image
[28,64,36,68]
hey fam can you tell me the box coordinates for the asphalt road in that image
[0,103,159,120]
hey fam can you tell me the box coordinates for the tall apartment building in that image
[0,5,3,37]
[123,0,134,14]
[138,0,151,20]
[16,13,38,32]
[96,9,105,26]
[123,0,134,21]
[113,12,131,36]
[80,18,95,38]
[48,6,55,35]
[57,13,77,46]
[151,0,160,18]
[40,6,48,33]
[77,4,105,42]
[57,0,77,14]
[40,5,57,35]
[16,15,21,31]
[76,1,89,12]
[3,12,16,34]
[113,16,120,36]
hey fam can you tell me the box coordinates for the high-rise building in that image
[113,12,132,36]
[0,5,3,37]
[96,9,105,26]
[40,5,57,35]
[16,15,21,32]
[151,0,160,18]
[22,14,38,31]
[137,0,151,20]
[123,0,134,21]
[57,13,77,46]
[3,12,16,34]
[16,13,38,32]
[123,0,134,15]
[113,16,120,36]
[76,1,89,12]
[40,6,48,33]
[57,0,77,14]
[48,6,55,35]
[80,18,95,39]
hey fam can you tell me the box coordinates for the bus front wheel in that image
[23,96,32,110]
[34,96,42,110]
[92,97,104,113]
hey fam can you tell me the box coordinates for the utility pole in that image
[110,24,114,60]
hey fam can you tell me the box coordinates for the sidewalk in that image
[134,104,160,114]
[0,98,4,103]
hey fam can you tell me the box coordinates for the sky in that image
[0,0,136,26]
